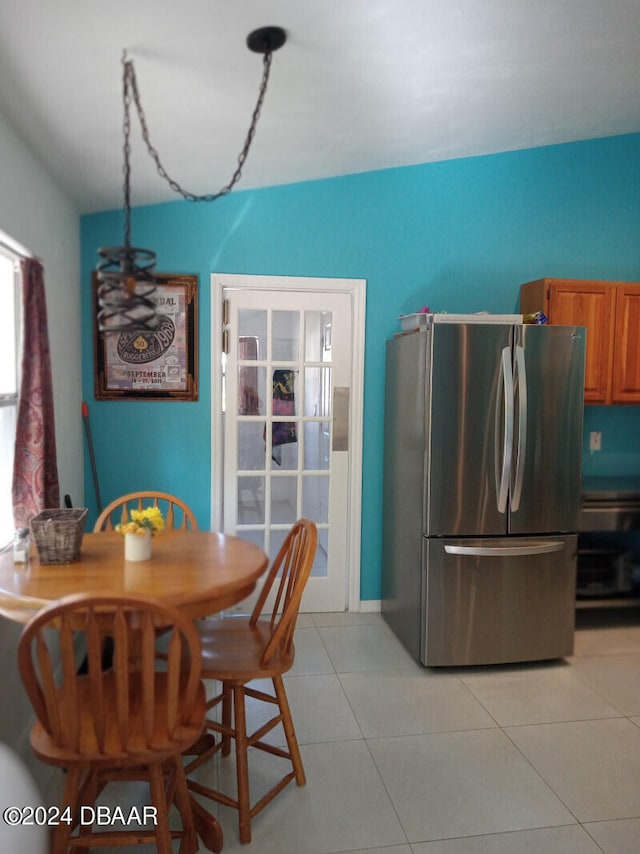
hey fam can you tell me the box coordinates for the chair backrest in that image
[250,519,317,667]
[93,491,198,532]
[18,593,203,759]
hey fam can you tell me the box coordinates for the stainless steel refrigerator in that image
[381,319,586,666]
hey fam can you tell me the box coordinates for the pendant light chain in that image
[122,55,134,248]
[124,49,275,203]
[98,26,285,333]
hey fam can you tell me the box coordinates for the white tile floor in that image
[45,607,640,853]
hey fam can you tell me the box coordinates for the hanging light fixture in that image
[96,26,287,333]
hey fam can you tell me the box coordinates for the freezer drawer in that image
[422,535,577,666]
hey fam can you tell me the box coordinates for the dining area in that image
[0,491,318,852]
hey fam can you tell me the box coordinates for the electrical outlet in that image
[589,431,602,452]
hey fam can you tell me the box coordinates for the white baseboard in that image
[358,599,381,613]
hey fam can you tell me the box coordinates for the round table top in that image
[0,530,269,623]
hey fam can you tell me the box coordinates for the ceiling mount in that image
[247,26,286,54]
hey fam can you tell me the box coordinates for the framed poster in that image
[93,273,198,401]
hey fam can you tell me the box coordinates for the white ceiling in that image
[1,0,639,215]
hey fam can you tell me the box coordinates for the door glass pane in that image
[273,311,299,361]
[304,367,332,417]
[269,528,288,565]
[302,475,329,523]
[271,476,298,524]
[239,529,265,551]
[238,313,266,358]
[311,528,329,578]
[304,421,330,470]
[237,476,264,523]
[237,422,265,471]
[270,422,298,467]
[271,369,297,415]
[305,311,332,362]
[238,365,265,415]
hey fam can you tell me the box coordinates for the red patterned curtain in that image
[12,258,60,526]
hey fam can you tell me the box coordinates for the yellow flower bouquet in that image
[115,506,165,536]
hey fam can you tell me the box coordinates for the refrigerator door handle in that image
[510,345,527,511]
[445,541,565,557]
[495,346,514,514]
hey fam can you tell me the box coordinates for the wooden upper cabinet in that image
[520,278,640,405]
[612,285,640,403]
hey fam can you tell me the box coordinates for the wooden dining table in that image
[0,530,269,624]
[0,528,269,853]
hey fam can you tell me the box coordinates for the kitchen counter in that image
[582,475,640,499]
[578,476,640,607]
[580,476,640,532]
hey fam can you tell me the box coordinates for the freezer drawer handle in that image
[444,542,565,557]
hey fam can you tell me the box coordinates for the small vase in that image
[124,530,152,562]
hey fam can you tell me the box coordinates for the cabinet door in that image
[548,282,615,404]
[611,284,640,403]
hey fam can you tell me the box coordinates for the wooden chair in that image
[17,592,211,854]
[185,519,318,844]
[93,491,198,532]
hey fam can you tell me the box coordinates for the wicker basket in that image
[30,508,88,564]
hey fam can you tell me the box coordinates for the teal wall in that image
[81,133,640,601]
[582,406,640,478]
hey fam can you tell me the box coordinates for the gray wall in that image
[0,108,82,786]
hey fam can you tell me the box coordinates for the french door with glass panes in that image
[216,280,361,612]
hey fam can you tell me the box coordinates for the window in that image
[0,250,20,546]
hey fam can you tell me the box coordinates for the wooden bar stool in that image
[186,519,317,844]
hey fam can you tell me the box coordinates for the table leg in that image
[190,796,223,852]
[182,733,223,851]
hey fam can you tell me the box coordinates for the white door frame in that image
[211,272,366,611]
